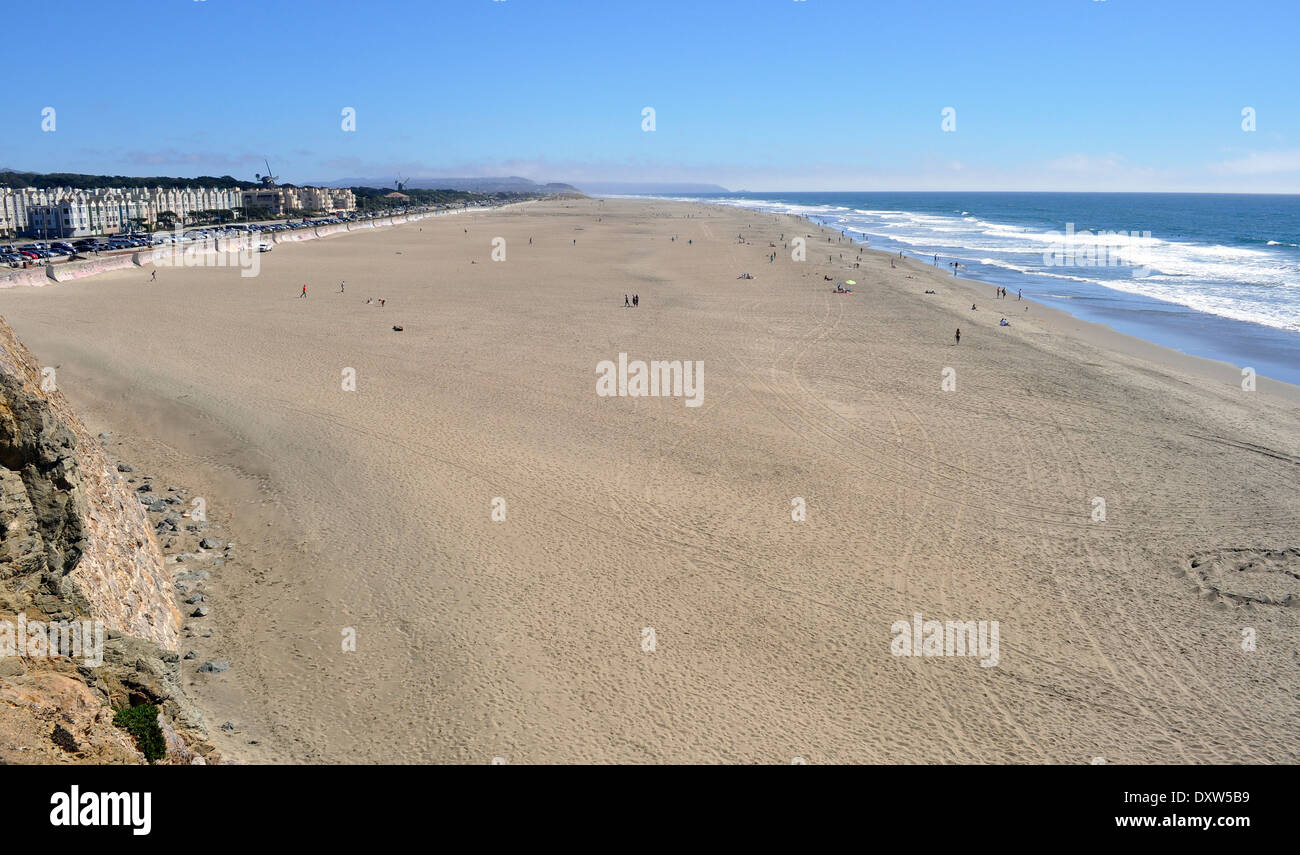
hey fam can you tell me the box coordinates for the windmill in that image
[255,158,280,187]
[395,175,409,192]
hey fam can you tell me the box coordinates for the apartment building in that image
[25,197,123,238]
[242,186,356,216]
[2,183,354,237]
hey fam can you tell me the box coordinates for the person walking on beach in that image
[955,328,961,345]
[625,294,630,307]
[1018,289,1022,301]
[150,270,156,281]
[300,284,308,298]
[340,281,345,293]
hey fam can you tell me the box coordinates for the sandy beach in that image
[1,197,1296,764]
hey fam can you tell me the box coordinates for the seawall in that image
[46,254,137,282]
[0,206,487,291]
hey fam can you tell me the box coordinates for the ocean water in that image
[652,192,1300,386]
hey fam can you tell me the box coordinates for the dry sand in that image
[2,198,1297,763]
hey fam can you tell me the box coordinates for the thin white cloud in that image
[1042,153,1127,172]
[1212,150,1300,176]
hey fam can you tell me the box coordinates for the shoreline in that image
[2,197,1296,763]
[625,193,1300,390]
[702,199,1300,403]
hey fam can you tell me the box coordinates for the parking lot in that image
[1,208,421,268]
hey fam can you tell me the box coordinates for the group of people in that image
[993,286,1021,300]
[623,294,641,307]
[299,282,384,306]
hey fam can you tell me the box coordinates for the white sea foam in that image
[677,195,1300,334]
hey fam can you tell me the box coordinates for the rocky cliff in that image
[0,319,180,646]
[0,314,207,763]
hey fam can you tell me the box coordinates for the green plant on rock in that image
[112,704,166,764]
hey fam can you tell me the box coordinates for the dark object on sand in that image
[393,325,404,331]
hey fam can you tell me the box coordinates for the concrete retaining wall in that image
[6,211,442,288]
[0,267,52,288]
[213,236,258,253]
[274,229,317,244]
[47,254,137,282]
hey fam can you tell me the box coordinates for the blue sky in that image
[3,0,1298,191]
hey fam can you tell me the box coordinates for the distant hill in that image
[575,182,730,196]
[322,176,582,195]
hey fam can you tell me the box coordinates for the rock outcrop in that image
[0,318,180,647]
[0,313,205,764]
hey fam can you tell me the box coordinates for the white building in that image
[3,182,354,237]
[241,186,355,216]
[24,195,122,238]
